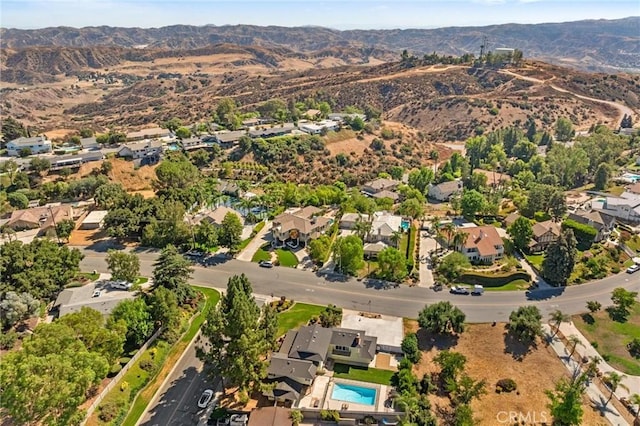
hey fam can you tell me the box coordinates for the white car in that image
[92,290,102,298]
[197,389,214,409]
[627,264,640,274]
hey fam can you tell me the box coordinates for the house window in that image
[335,345,350,352]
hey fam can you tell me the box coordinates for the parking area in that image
[54,273,136,316]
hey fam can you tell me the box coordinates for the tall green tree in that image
[396,198,424,220]
[555,117,575,142]
[593,162,611,191]
[1,117,28,143]
[508,216,533,251]
[0,239,82,301]
[218,212,244,253]
[145,286,181,342]
[541,229,577,286]
[198,274,270,393]
[333,235,364,276]
[460,190,486,217]
[106,250,140,283]
[401,332,422,363]
[55,218,76,242]
[418,301,466,335]
[152,244,195,305]
[377,247,408,282]
[603,371,628,407]
[549,309,570,338]
[610,287,638,321]
[508,306,542,343]
[110,298,154,348]
[434,350,467,383]
[546,374,586,426]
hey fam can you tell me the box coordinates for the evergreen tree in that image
[594,162,610,191]
[541,229,577,286]
[152,245,195,305]
[198,274,270,394]
[526,120,537,142]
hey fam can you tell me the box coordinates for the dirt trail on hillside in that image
[499,69,636,124]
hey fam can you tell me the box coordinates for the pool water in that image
[331,383,377,406]
[401,219,410,231]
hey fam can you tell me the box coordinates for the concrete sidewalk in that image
[516,252,553,290]
[543,325,630,426]
[558,322,640,398]
[236,220,271,262]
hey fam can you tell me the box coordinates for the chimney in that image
[354,333,361,347]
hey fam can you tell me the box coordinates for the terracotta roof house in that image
[529,220,562,252]
[6,205,74,236]
[361,178,400,197]
[196,206,244,227]
[271,206,332,246]
[567,210,615,242]
[628,182,640,195]
[504,212,522,227]
[428,180,463,201]
[458,225,504,263]
[247,407,292,426]
[264,324,377,404]
[125,127,171,141]
[472,168,511,187]
[303,109,322,119]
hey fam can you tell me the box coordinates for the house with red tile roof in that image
[458,225,504,264]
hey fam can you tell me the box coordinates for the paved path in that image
[236,220,271,262]
[544,325,630,426]
[558,322,640,399]
[516,252,553,290]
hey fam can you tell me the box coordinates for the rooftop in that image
[532,220,561,238]
[459,225,503,257]
[8,136,50,146]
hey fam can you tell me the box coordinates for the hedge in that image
[561,219,597,250]
[457,271,531,287]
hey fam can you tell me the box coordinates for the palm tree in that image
[585,356,601,378]
[452,231,467,253]
[549,310,570,338]
[628,393,640,422]
[390,230,403,249]
[567,335,583,358]
[443,222,456,248]
[603,371,629,407]
[353,215,372,242]
[432,217,441,252]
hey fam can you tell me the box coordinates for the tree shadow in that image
[84,238,126,252]
[503,327,537,361]
[590,393,620,418]
[525,286,566,301]
[581,313,595,325]
[606,306,629,323]
[416,328,459,351]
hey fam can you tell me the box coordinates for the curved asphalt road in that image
[78,247,640,322]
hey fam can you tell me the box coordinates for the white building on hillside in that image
[7,136,52,156]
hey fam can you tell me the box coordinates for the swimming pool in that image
[622,172,640,183]
[331,383,377,406]
[401,219,410,231]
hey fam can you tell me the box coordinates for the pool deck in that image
[298,376,392,413]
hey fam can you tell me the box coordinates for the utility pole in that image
[479,35,488,61]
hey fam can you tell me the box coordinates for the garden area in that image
[275,302,326,337]
[573,299,640,376]
[569,243,632,284]
[250,244,299,267]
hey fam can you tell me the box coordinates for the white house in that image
[428,180,463,201]
[7,136,52,157]
[369,211,403,246]
[117,140,163,160]
[594,196,640,223]
[298,120,339,135]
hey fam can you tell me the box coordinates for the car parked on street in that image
[449,286,470,295]
[258,260,274,268]
[627,264,640,274]
[198,389,214,409]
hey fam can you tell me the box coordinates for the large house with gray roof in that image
[264,324,377,403]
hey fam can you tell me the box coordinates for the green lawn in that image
[276,249,299,267]
[120,287,220,426]
[573,302,640,376]
[525,254,544,270]
[333,363,395,385]
[134,277,148,285]
[625,236,640,253]
[483,279,529,291]
[251,244,272,262]
[238,222,266,251]
[276,302,325,337]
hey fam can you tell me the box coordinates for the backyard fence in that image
[80,327,164,425]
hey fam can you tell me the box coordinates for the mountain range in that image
[2,17,639,72]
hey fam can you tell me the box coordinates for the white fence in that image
[80,327,164,425]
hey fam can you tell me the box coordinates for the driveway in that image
[418,231,437,288]
[236,220,271,262]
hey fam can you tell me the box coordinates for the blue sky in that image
[1,0,638,29]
